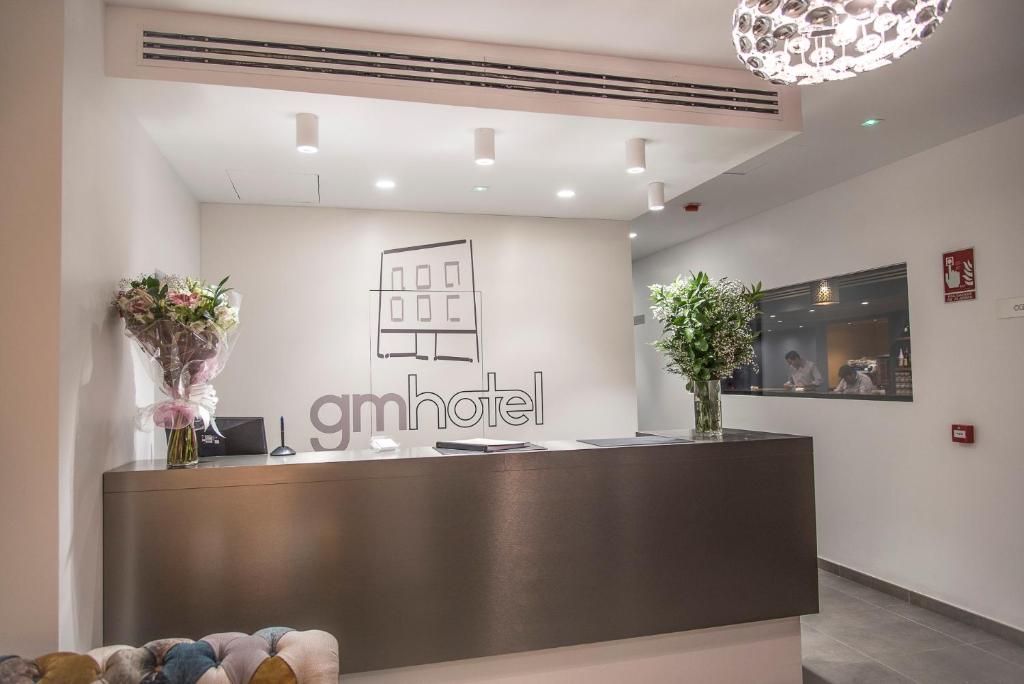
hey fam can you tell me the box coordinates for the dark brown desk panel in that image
[104,431,817,673]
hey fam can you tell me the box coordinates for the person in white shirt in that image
[834,365,876,395]
[783,351,823,390]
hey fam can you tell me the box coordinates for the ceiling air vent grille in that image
[141,31,781,116]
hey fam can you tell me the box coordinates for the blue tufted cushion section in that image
[160,641,218,684]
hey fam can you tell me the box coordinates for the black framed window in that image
[723,264,913,401]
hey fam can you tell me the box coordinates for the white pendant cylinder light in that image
[474,128,495,166]
[647,182,665,211]
[295,112,319,154]
[626,138,647,174]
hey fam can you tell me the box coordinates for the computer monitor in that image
[196,417,268,457]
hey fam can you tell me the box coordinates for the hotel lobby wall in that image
[632,114,1024,630]
[0,0,64,657]
[57,0,201,652]
[200,204,637,452]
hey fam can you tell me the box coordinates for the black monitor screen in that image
[196,417,268,456]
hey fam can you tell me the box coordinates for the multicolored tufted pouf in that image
[0,627,338,683]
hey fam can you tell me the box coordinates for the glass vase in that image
[166,425,199,468]
[692,379,723,439]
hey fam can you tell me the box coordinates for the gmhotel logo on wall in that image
[309,238,545,451]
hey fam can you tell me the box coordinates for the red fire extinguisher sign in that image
[943,248,976,303]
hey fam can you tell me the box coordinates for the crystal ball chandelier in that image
[732,0,953,86]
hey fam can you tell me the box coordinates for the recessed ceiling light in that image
[777,320,783,323]
[626,138,646,175]
[799,325,804,328]
[629,232,638,239]
[809,309,816,313]
[768,329,774,333]
[861,301,870,305]
[375,179,396,190]
[472,185,489,192]
[474,128,495,166]
[296,112,319,154]
[861,118,884,128]
[769,314,776,318]
[557,189,576,199]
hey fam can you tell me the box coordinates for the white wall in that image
[0,0,64,657]
[201,204,637,452]
[58,0,200,651]
[632,115,1024,630]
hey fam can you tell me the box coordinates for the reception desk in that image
[104,429,817,675]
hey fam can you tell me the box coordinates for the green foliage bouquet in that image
[649,272,762,436]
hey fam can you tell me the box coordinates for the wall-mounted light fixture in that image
[296,113,319,154]
[474,128,495,166]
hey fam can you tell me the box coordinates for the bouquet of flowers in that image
[114,273,241,466]
[649,272,762,437]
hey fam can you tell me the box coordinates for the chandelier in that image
[732,0,953,86]
[814,279,839,306]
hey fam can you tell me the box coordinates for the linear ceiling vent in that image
[141,30,781,116]
[106,7,801,129]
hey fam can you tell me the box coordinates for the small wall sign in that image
[943,247,976,303]
[997,297,1024,319]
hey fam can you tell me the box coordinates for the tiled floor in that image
[804,570,1024,683]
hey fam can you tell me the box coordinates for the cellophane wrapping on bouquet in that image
[113,273,241,467]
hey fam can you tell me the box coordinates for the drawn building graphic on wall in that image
[375,239,480,362]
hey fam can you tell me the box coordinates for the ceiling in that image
[107,0,1024,256]
[117,80,793,220]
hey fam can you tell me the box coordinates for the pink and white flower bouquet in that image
[114,273,241,467]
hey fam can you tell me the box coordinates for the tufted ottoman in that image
[0,627,338,683]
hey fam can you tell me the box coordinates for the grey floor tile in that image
[973,638,1024,668]
[803,624,866,663]
[804,605,960,660]
[803,661,915,684]
[886,603,996,644]
[827,576,908,609]
[802,625,915,684]
[878,643,1024,684]
[813,586,882,618]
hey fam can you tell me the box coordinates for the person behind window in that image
[834,364,876,395]
[783,350,823,391]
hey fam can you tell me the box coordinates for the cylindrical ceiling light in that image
[474,128,495,166]
[647,182,665,211]
[295,113,319,154]
[814,278,839,306]
[732,0,953,86]
[626,138,647,174]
